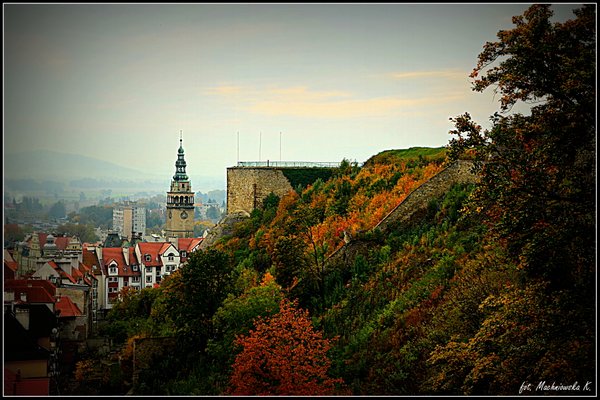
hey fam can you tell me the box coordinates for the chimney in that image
[123,247,129,266]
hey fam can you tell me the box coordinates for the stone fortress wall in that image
[328,159,478,266]
[373,159,478,232]
[213,160,477,257]
[226,167,294,215]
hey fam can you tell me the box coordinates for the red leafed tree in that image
[227,298,348,395]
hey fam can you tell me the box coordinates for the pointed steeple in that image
[173,130,189,181]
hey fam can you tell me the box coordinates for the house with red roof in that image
[4,279,60,393]
[99,247,142,309]
[30,258,96,341]
[32,260,77,286]
[54,294,86,342]
[135,242,180,288]
[177,237,203,264]
[82,247,102,316]
[13,232,83,278]
[4,249,19,280]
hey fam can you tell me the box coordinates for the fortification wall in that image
[373,159,478,232]
[328,160,478,266]
[227,167,294,214]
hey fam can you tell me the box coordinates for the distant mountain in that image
[3,149,226,192]
[4,149,160,181]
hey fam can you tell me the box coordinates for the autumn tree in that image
[206,272,284,390]
[227,298,347,395]
[435,4,596,394]
[448,4,595,289]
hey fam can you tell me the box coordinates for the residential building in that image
[135,242,180,288]
[99,247,141,309]
[3,279,61,395]
[177,237,203,265]
[13,233,82,278]
[112,202,146,241]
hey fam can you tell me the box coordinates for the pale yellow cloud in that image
[249,94,465,118]
[389,69,468,80]
[267,86,352,100]
[207,85,245,95]
[206,83,467,119]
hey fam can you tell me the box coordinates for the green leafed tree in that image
[159,248,235,357]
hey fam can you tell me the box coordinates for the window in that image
[145,254,151,262]
[132,276,140,282]
[181,251,187,258]
[146,276,153,283]
[145,267,152,274]
[132,265,138,272]
[108,277,118,282]
[124,281,128,286]
[168,253,174,261]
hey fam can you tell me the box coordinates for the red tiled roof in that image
[136,242,166,267]
[78,262,97,281]
[6,286,55,304]
[71,267,84,280]
[102,247,127,266]
[177,237,203,253]
[129,249,138,266]
[37,233,48,247]
[4,279,57,296]
[54,236,69,250]
[102,247,140,277]
[163,242,173,253]
[82,248,101,275]
[4,249,16,263]
[55,295,82,318]
[47,261,77,284]
[4,259,18,273]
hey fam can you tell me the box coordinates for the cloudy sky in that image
[3,3,582,190]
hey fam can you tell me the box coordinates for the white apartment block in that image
[112,203,146,241]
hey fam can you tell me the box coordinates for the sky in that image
[3,3,584,191]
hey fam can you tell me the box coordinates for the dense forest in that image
[68,5,595,396]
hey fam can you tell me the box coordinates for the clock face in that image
[181,210,188,219]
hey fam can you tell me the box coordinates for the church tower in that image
[165,132,195,240]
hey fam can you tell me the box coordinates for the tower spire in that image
[174,131,188,181]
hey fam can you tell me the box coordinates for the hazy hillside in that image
[4,149,158,181]
[3,149,226,193]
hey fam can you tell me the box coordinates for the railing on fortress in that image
[236,161,342,168]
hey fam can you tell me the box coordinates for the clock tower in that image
[165,132,195,239]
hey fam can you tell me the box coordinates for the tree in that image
[206,272,284,387]
[447,4,595,289]
[56,222,99,243]
[227,298,347,395]
[160,248,235,355]
[427,281,595,395]
[4,223,25,245]
[48,200,66,219]
[206,206,221,221]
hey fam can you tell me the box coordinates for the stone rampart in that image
[227,167,295,215]
[373,159,478,232]
[328,160,478,266]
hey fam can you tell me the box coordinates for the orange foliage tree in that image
[227,298,348,395]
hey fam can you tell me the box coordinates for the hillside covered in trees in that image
[70,5,595,396]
